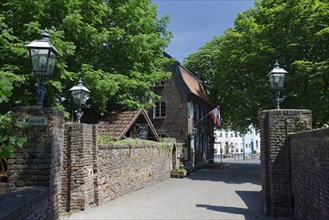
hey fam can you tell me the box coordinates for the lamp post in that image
[242,136,245,160]
[25,33,60,108]
[267,61,288,109]
[69,78,90,123]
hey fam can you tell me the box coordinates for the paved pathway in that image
[67,159,292,220]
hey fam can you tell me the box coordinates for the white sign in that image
[16,116,48,126]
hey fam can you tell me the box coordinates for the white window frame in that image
[153,101,166,118]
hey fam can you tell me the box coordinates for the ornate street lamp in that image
[267,61,288,109]
[25,33,60,108]
[69,78,90,123]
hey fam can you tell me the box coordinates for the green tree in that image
[0,0,173,117]
[0,76,12,103]
[184,0,329,132]
[0,76,26,175]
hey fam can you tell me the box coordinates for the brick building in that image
[149,59,215,165]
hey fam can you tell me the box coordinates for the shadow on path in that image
[196,190,293,220]
[185,161,261,185]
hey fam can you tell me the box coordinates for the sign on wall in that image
[138,124,149,140]
[16,116,48,126]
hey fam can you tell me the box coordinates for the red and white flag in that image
[210,105,221,127]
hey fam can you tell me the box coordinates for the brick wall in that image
[7,107,65,220]
[96,143,172,205]
[7,107,329,219]
[0,187,56,220]
[62,124,173,212]
[258,109,312,216]
[290,128,329,220]
[8,107,64,189]
[6,108,174,217]
[259,109,329,219]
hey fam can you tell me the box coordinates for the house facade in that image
[214,125,261,158]
[149,60,215,166]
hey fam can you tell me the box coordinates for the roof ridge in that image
[178,63,204,84]
[176,63,214,107]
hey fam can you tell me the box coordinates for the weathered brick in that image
[290,128,329,220]
[259,109,312,217]
[6,107,174,218]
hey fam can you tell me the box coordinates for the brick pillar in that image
[92,125,99,206]
[259,109,312,216]
[62,123,95,212]
[8,107,65,219]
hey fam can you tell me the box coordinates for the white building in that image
[243,126,261,154]
[214,126,260,157]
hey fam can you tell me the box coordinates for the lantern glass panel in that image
[269,73,285,90]
[30,48,57,77]
[71,90,90,106]
[30,49,49,75]
[46,52,57,76]
[80,91,90,105]
[71,91,80,105]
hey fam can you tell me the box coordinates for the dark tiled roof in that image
[176,63,214,107]
[98,109,159,141]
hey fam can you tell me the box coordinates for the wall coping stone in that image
[260,109,311,114]
[11,106,65,116]
[289,127,329,138]
[98,143,169,149]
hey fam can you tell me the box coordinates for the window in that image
[193,103,198,120]
[199,106,203,121]
[153,101,166,118]
[187,101,193,118]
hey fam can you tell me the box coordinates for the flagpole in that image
[193,106,218,126]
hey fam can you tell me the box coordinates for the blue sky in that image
[152,0,255,63]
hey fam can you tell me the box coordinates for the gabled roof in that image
[98,109,159,141]
[174,62,214,107]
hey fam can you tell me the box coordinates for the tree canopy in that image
[0,0,173,118]
[0,62,26,172]
[184,0,329,132]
